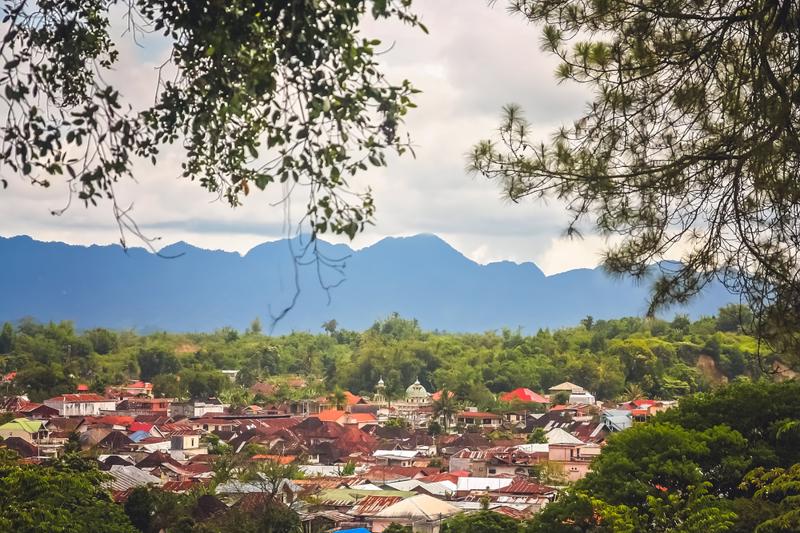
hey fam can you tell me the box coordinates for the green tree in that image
[248,318,263,336]
[737,464,800,533]
[0,1,425,246]
[0,323,14,354]
[124,487,155,532]
[383,524,412,533]
[527,427,547,444]
[0,455,137,532]
[432,388,458,432]
[441,510,524,533]
[473,0,800,359]
[322,319,339,335]
[137,347,181,382]
[84,328,118,355]
[327,386,347,410]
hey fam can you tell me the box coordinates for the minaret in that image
[374,376,386,405]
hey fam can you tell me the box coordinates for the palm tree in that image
[328,387,346,410]
[432,387,458,433]
[621,383,645,402]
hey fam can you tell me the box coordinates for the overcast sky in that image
[0,1,607,275]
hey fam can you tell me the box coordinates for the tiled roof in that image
[84,415,135,427]
[344,391,364,405]
[315,409,346,422]
[46,393,113,403]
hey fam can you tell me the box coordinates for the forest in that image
[0,304,778,407]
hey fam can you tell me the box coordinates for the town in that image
[0,369,675,532]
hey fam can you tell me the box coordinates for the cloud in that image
[0,0,597,273]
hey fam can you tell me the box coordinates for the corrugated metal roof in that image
[107,465,160,491]
[349,495,405,516]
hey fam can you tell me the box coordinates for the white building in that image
[169,398,227,418]
[44,394,118,416]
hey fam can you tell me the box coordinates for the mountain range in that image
[0,234,734,333]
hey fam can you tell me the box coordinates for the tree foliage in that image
[441,510,524,533]
[527,380,800,532]
[472,0,800,363]
[0,0,424,244]
[0,454,137,533]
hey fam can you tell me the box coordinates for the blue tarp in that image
[128,430,151,443]
[336,529,372,533]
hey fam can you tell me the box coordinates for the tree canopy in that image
[0,0,423,245]
[526,380,800,532]
[472,0,800,363]
[0,453,137,533]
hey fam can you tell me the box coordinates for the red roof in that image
[344,391,364,405]
[128,422,153,433]
[345,413,377,423]
[46,393,112,403]
[127,381,153,390]
[350,495,405,516]
[251,454,297,465]
[84,415,135,427]
[497,479,555,495]
[315,409,346,422]
[431,390,455,401]
[2,371,16,383]
[76,384,90,392]
[500,388,548,404]
[492,506,529,520]
[419,472,464,484]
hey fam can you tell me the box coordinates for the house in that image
[371,494,461,533]
[0,418,47,443]
[44,394,117,416]
[500,388,549,405]
[455,409,503,429]
[547,382,596,405]
[618,399,676,421]
[547,442,600,481]
[108,380,154,398]
[170,432,207,458]
[454,476,514,497]
[601,409,633,432]
[113,397,172,416]
[169,398,226,418]
[449,447,539,477]
[373,449,420,467]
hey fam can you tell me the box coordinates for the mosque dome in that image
[405,379,431,402]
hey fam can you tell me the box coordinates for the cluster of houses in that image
[0,376,675,532]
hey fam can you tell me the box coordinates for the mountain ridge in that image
[0,233,734,333]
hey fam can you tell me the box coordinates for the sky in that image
[0,1,605,275]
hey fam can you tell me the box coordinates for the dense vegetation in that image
[527,380,800,533]
[0,451,136,533]
[0,305,779,405]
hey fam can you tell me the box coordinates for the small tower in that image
[374,377,386,405]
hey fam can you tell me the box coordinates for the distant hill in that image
[0,234,734,333]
